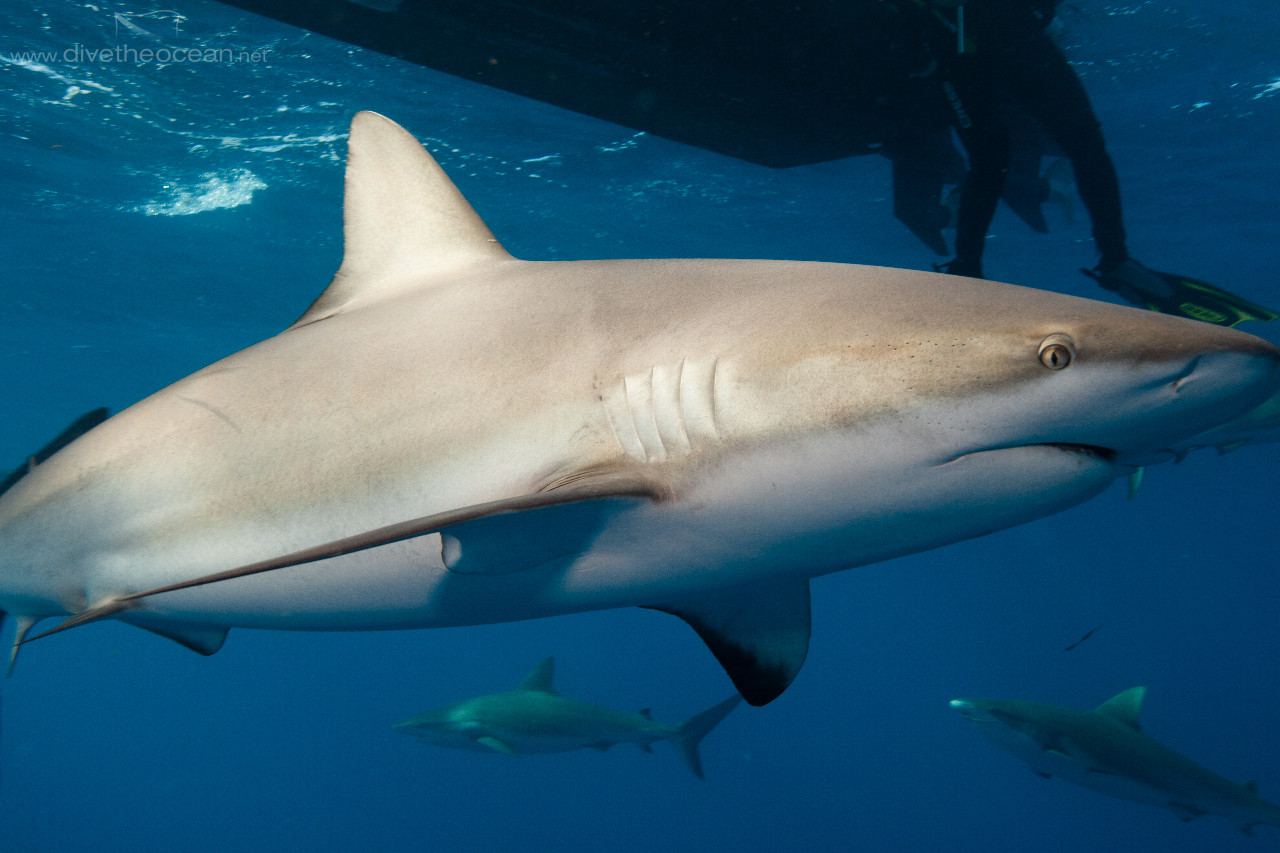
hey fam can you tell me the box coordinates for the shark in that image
[1,111,1278,705]
[951,688,1280,835]
[393,657,740,778]
[1170,385,1280,455]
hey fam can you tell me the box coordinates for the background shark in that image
[394,657,740,778]
[1,112,1278,706]
[952,688,1280,835]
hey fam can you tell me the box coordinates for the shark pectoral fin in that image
[1033,770,1052,779]
[1126,467,1144,500]
[126,618,229,656]
[1009,719,1073,758]
[78,476,666,616]
[647,579,811,707]
[476,736,519,756]
[1168,801,1208,823]
[439,496,647,575]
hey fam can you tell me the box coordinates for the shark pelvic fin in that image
[517,657,558,694]
[127,618,229,656]
[647,579,811,707]
[291,111,512,328]
[5,613,37,676]
[1094,686,1146,731]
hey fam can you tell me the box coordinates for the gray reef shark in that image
[394,657,739,778]
[952,688,1280,835]
[1,111,1279,704]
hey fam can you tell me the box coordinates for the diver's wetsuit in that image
[933,0,1127,277]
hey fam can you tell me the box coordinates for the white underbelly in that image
[118,442,1119,631]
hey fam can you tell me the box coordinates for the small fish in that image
[1064,626,1099,651]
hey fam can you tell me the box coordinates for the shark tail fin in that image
[671,695,741,780]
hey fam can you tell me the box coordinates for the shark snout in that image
[1166,346,1280,402]
[949,699,996,724]
[1098,331,1280,465]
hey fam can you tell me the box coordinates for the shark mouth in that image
[940,442,1118,468]
[1040,443,1117,462]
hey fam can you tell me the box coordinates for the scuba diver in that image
[911,0,1277,327]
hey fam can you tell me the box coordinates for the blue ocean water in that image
[2,1,1279,851]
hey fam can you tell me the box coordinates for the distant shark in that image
[394,658,739,778]
[1,112,1279,705]
[952,688,1280,835]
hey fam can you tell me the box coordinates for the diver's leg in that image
[1001,27,1128,270]
[944,66,1011,278]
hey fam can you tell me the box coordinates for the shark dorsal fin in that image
[1095,686,1146,731]
[291,111,512,328]
[518,657,557,694]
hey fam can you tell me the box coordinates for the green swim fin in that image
[1083,260,1279,327]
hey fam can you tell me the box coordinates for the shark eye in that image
[1038,334,1075,370]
